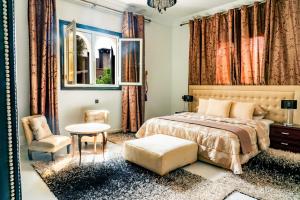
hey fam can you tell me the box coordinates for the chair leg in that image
[28,150,33,160]
[51,153,55,161]
[67,144,71,154]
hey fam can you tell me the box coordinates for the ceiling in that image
[93,0,238,24]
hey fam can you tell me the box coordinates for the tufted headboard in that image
[189,85,300,124]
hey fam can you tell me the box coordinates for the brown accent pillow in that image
[253,105,268,117]
[29,116,52,141]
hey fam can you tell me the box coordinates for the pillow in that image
[29,116,52,141]
[253,105,268,117]
[205,99,232,118]
[197,98,209,114]
[230,102,255,120]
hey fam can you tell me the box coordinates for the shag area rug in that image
[32,148,300,200]
[107,132,136,144]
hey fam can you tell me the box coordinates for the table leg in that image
[102,132,105,160]
[93,136,97,154]
[72,135,75,157]
[78,135,82,165]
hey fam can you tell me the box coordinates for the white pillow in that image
[197,98,209,114]
[206,99,232,118]
[230,102,255,120]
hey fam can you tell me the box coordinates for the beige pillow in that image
[29,116,52,140]
[230,102,255,120]
[206,99,232,118]
[197,98,209,114]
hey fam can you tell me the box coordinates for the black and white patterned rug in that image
[33,148,300,200]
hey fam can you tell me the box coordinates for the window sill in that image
[60,85,121,91]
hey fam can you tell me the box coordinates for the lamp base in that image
[284,109,294,127]
[283,122,293,127]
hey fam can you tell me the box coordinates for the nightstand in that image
[269,123,300,153]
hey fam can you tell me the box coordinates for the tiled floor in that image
[224,191,257,200]
[20,146,57,200]
[21,141,234,200]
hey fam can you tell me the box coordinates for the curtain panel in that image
[121,12,145,133]
[189,0,300,85]
[264,0,300,85]
[28,0,59,134]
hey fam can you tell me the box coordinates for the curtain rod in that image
[179,1,265,26]
[78,0,152,23]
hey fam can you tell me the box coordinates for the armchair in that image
[21,115,71,161]
[82,110,110,148]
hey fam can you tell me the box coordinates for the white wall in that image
[170,25,189,113]
[16,0,30,145]
[145,22,172,119]
[15,0,172,145]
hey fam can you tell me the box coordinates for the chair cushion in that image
[29,116,52,140]
[30,135,71,153]
[84,110,109,123]
[123,134,198,176]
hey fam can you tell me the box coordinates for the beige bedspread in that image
[136,112,270,174]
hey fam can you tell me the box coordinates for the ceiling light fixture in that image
[147,0,177,14]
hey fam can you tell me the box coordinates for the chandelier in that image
[147,0,177,13]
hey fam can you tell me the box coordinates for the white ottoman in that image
[123,134,198,176]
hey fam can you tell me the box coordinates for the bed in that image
[136,86,300,174]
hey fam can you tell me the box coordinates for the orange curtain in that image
[240,3,265,84]
[189,0,299,85]
[189,2,265,85]
[121,12,145,133]
[264,0,300,85]
[28,0,59,134]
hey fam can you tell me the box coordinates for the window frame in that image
[59,19,122,90]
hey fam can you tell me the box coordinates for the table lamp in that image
[182,95,193,112]
[281,100,297,126]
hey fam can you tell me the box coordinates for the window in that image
[60,20,143,90]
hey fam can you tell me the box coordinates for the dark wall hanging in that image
[0,0,21,199]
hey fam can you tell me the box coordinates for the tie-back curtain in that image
[189,0,300,85]
[121,12,145,133]
[28,0,59,134]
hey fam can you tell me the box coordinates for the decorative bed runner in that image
[158,116,252,154]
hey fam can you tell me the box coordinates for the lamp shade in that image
[182,95,193,102]
[281,100,297,109]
